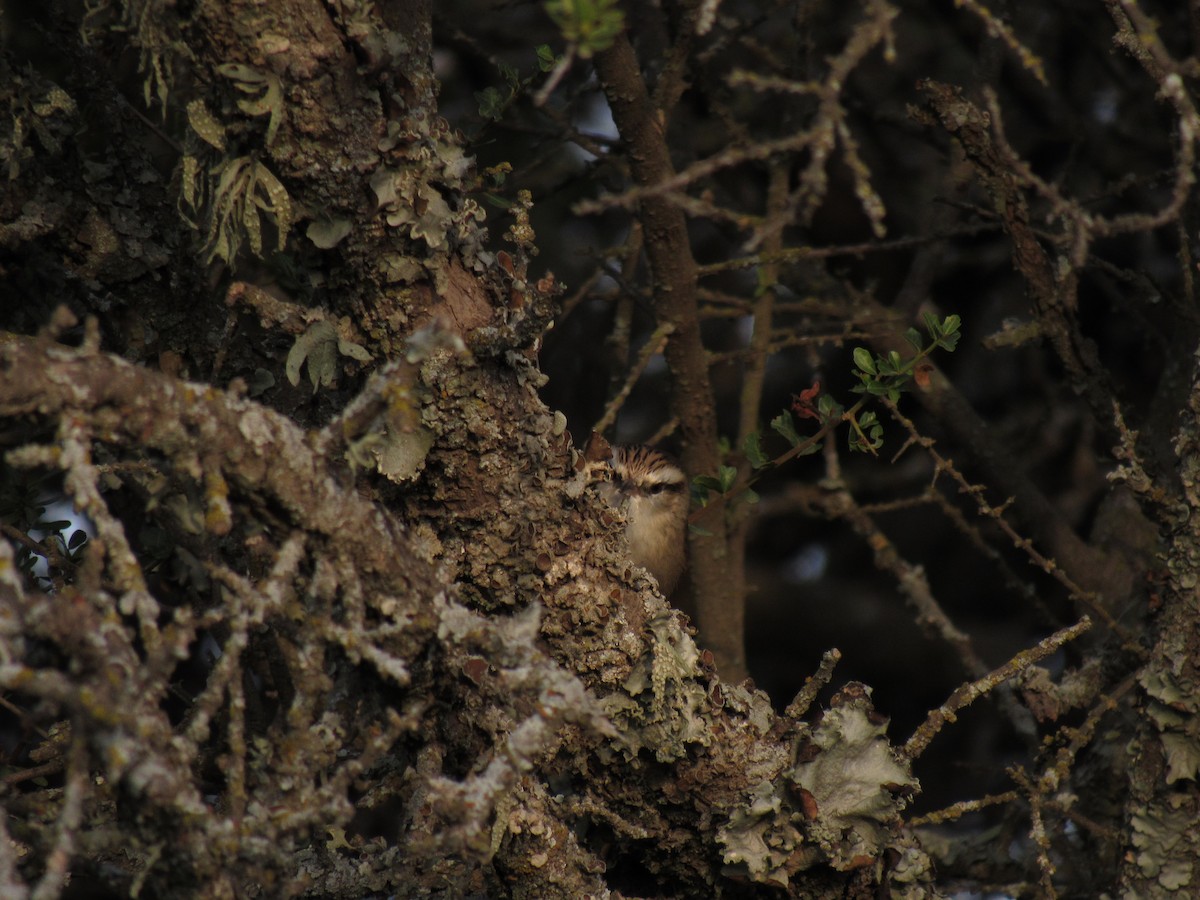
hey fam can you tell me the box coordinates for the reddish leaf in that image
[791,380,822,421]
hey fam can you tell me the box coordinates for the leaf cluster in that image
[544,0,624,58]
[475,45,561,122]
[691,314,962,508]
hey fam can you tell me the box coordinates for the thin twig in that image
[593,322,675,436]
[905,617,1092,760]
[783,648,841,721]
[884,399,1142,651]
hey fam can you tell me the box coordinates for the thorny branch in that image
[904,616,1092,760]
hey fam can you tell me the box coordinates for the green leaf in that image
[499,62,520,88]
[848,411,885,453]
[536,44,557,72]
[903,327,924,351]
[770,410,802,446]
[743,431,769,469]
[718,465,737,492]
[742,488,760,505]
[853,347,876,375]
[942,314,961,336]
[817,394,842,418]
[475,87,507,121]
[923,310,941,339]
[545,0,625,57]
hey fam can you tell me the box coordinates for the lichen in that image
[716,684,925,887]
[1130,805,1195,890]
[284,320,372,393]
[592,608,713,763]
[179,154,294,265]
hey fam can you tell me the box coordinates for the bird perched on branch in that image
[596,445,688,596]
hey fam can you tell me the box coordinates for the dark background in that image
[423,0,1184,815]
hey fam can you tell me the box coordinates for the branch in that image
[594,32,745,680]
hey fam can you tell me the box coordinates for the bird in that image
[597,445,689,596]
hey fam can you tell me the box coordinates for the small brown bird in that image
[597,445,689,596]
